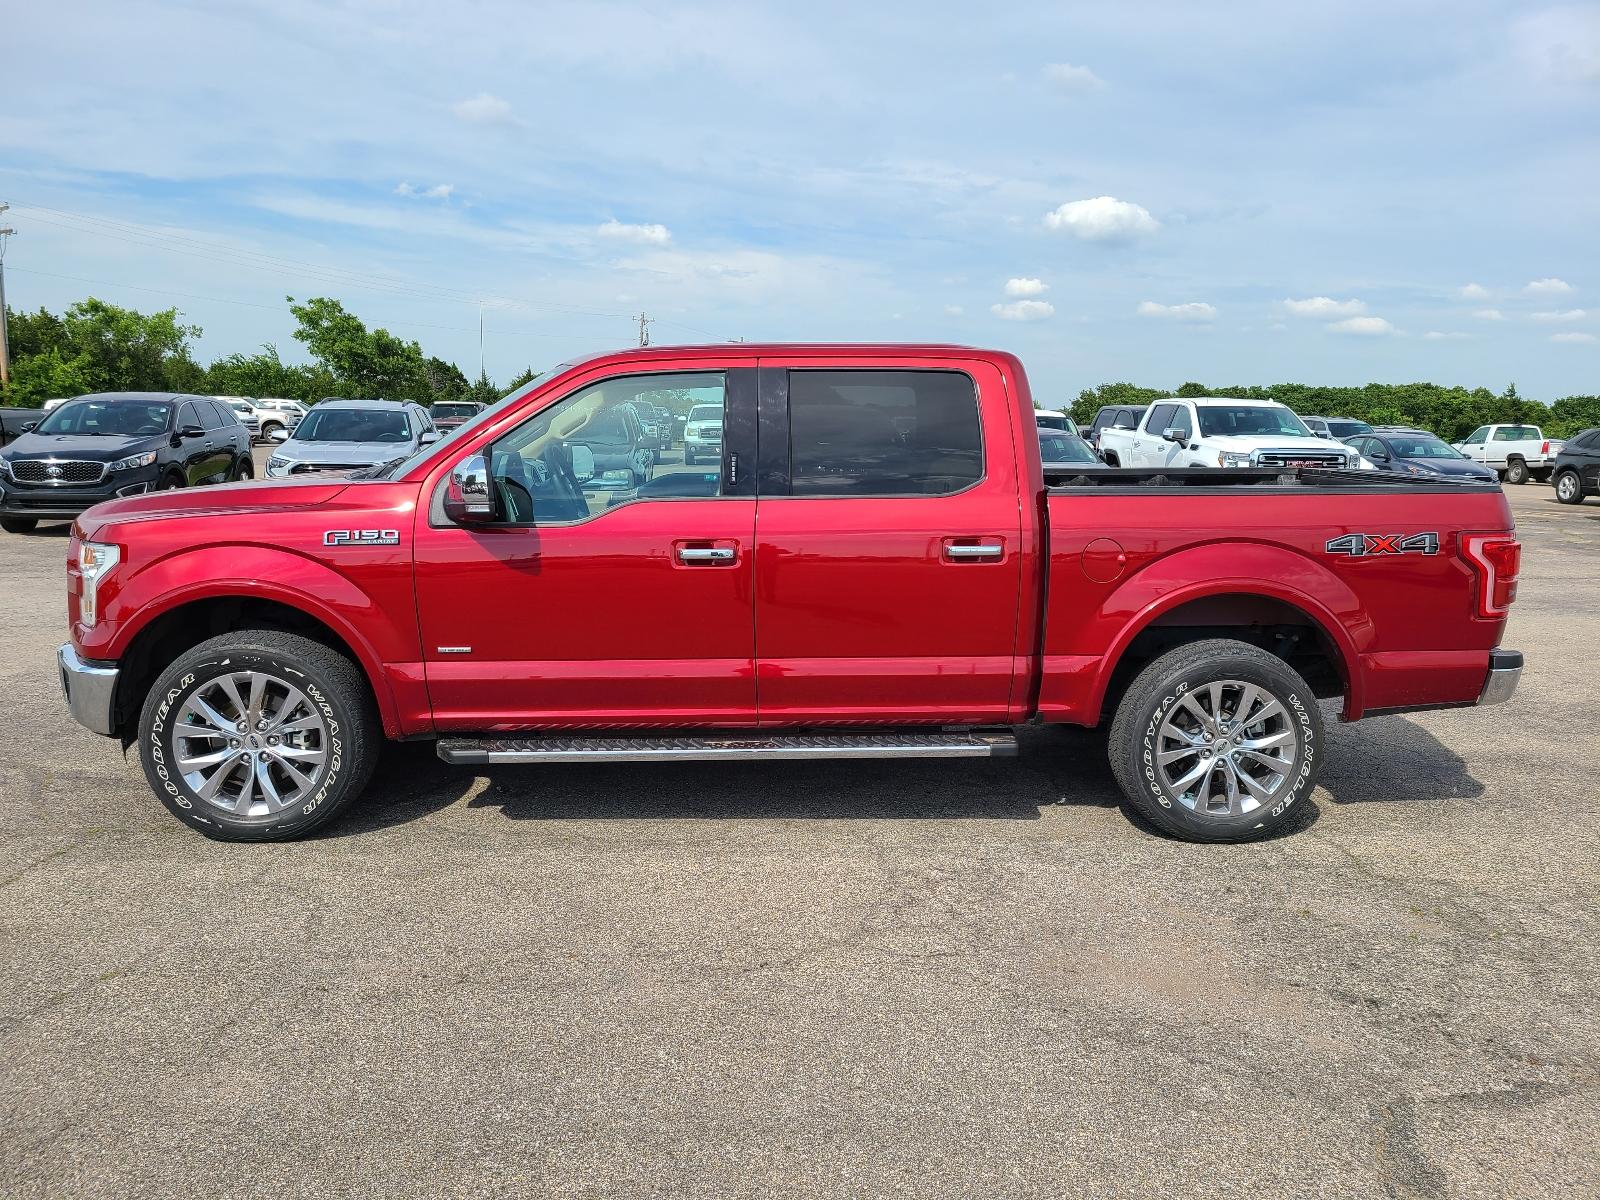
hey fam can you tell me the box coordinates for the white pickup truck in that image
[1451,424,1552,485]
[1098,396,1361,471]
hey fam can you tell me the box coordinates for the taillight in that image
[1459,533,1521,618]
[1540,440,1550,456]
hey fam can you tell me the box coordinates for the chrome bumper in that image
[58,643,120,736]
[1478,649,1522,707]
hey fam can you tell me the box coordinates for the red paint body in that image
[68,345,1518,738]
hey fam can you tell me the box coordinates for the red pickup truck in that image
[56,344,1523,844]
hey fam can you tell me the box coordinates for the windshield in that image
[34,400,172,437]
[1326,419,1372,437]
[688,405,722,423]
[1039,431,1098,464]
[294,407,412,443]
[1389,436,1465,460]
[432,403,477,420]
[1197,404,1314,438]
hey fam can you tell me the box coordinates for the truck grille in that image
[9,459,108,484]
[1256,450,1347,469]
[290,462,365,474]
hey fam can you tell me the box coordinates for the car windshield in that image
[433,403,476,420]
[1039,431,1098,464]
[34,400,172,437]
[688,405,722,423]
[1389,436,1465,460]
[1197,404,1314,438]
[295,408,411,443]
[1327,419,1372,436]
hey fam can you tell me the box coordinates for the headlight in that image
[1218,452,1252,468]
[1401,462,1434,476]
[0,456,11,478]
[266,456,290,472]
[109,451,158,472]
[78,541,121,625]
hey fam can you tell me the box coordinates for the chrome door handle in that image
[677,546,736,563]
[944,543,1004,561]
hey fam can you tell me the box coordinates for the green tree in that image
[287,296,429,400]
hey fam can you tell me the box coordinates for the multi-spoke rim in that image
[1154,679,1299,819]
[172,670,329,818]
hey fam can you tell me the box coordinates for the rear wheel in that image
[1505,457,1529,485]
[1108,639,1323,843]
[0,517,38,534]
[138,630,380,841]
[259,421,283,443]
[1555,471,1585,505]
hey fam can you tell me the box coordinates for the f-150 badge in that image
[324,529,400,547]
[1325,532,1439,557]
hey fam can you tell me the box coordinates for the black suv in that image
[1086,404,1148,452]
[1553,428,1600,505]
[0,392,253,533]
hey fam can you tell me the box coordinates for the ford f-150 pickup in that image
[56,344,1523,844]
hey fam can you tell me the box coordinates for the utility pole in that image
[637,311,651,347]
[0,205,15,390]
[478,302,485,380]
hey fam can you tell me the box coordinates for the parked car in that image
[630,402,674,450]
[253,398,307,440]
[213,396,261,440]
[1086,404,1148,452]
[0,407,41,448]
[264,399,438,477]
[1552,428,1600,505]
[1099,397,1361,470]
[1451,424,1553,485]
[1035,409,1074,433]
[0,392,252,533]
[40,396,73,414]
[57,344,1520,847]
[1342,430,1499,482]
[681,402,724,466]
[1038,428,1110,471]
[429,401,485,432]
[1302,416,1374,440]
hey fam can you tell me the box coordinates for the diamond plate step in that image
[436,730,1017,766]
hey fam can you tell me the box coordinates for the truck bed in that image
[1043,466,1501,493]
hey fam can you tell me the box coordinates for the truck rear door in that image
[751,355,1025,724]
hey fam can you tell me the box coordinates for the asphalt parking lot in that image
[2,477,1597,1198]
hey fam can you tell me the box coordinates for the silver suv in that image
[265,399,438,477]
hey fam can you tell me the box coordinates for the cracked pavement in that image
[1,481,1596,1198]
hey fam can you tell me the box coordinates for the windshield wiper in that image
[351,456,407,480]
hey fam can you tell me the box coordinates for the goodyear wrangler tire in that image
[1108,638,1323,843]
[138,630,379,841]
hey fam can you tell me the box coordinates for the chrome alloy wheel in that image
[1154,680,1299,818]
[172,671,330,817]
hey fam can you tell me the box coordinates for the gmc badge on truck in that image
[1325,532,1440,557]
[324,529,400,547]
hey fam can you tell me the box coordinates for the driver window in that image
[489,371,726,525]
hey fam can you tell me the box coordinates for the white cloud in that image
[1283,296,1366,318]
[1551,332,1598,345]
[1329,316,1394,336]
[991,299,1055,321]
[597,219,672,245]
[943,304,964,316]
[451,93,514,124]
[1043,196,1159,242]
[1473,308,1506,321]
[1423,331,1471,341]
[1525,277,1574,295]
[1458,283,1490,300]
[1003,276,1048,297]
[1530,308,1587,322]
[1043,63,1104,92]
[1137,300,1217,322]
[395,182,454,200]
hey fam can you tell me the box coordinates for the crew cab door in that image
[752,357,1024,724]
[412,360,760,730]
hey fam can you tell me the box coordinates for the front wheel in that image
[1108,638,1323,843]
[160,470,185,491]
[259,422,283,443]
[0,516,38,534]
[138,630,380,841]
[1555,471,1586,505]
[231,455,254,482]
[1505,458,1529,485]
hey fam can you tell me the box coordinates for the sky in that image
[2,0,1598,403]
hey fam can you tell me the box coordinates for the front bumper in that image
[58,643,120,736]
[1478,649,1522,706]
[0,470,159,518]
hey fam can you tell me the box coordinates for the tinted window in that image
[1146,403,1178,434]
[788,370,982,497]
[1493,426,1540,441]
[296,408,412,442]
[34,399,172,437]
[1326,419,1373,438]
[1091,409,1116,431]
[1569,430,1598,449]
[1039,431,1098,464]
[1168,405,1193,438]
[1196,404,1313,438]
[1462,427,1488,444]
[197,400,228,430]
[176,402,203,432]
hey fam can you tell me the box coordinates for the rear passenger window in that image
[787,370,982,497]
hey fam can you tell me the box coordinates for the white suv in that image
[254,398,307,440]
[1451,424,1552,485]
[1099,397,1362,471]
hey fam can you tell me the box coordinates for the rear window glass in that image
[1492,426,1540,441]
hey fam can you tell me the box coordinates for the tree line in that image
[0,296,537,409]
[1071,380,1600,442]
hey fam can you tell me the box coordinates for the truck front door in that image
[412,361,760,730]
[751,358,1024,725]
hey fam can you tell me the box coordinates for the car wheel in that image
[1107,638,1323,843]
[138,630,380,842]
[160,470,185,490]
[1,517,38,534]
[1504,458,1529,485]
[683,450,696,466]
[260,422,283,442]
[231,455,254,482]
[1555,471,1585,505]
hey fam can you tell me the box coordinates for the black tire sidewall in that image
[140,643,357,841]
[1,517,38,533]
[1506,459,1528,484]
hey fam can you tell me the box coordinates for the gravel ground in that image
[1,479,1596,1199]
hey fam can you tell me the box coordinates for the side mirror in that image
[1371,451,1390,463]
[420,430,440,446]
[179,424,206,439]
[269,428,290,443]
[570,444,595,482]
[442,453,496,525]
[1163,427,1186,443]
[21,421,36,433]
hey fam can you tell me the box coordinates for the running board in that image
[435,730,1018,766]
